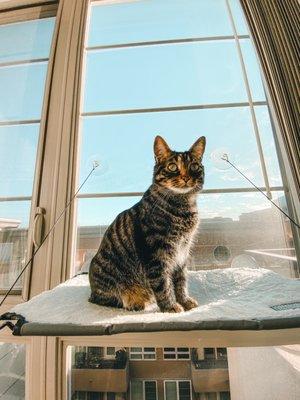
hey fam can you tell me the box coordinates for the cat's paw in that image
[161,303,184,313]
[181,297,198,311]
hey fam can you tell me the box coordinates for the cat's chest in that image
[172,215,199,266]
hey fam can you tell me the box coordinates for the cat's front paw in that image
[181,297,198,311]
[160,303,184,313]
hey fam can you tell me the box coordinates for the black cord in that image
[0,163,99,308]
[221,154,300,229]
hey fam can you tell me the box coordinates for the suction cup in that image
[210,148,232,171]
[231,254,260,269]
[84,154,109,177]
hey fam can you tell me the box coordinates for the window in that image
[131,380,157,400]
[0,15,55,291]
[0,342,25,399]
[165,380,191,400]
[204,348,227,360]
[105,347,116,358]
[130,347,156,360]
[75,0,298,283]
[164,347,190,360]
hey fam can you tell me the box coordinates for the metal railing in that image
[193,358,228,370]
[74,352,127,369]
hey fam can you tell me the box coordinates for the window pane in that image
[254,105,283,187]
[164,348,175,352]
[227,0,249,35]
[178,348,189,352]
[0,343,25,399]
[79,107,266,194]
[240,39,266,101]
[164,354,176,360]
[0,201,30,290]
[131,381,143,400]
[106,347,115,356]
[88,0,234,47]
[0,124,39,197]
[144,354,156,360]
[0,62,48,122]
[145,381,157,400]
[144,347,155,352]
[165,381,177,400]
[178,381,191,400]
[84,41,247,113]
[220,392,231,400]
[178,354,190,359]
[195,191,296,277]
[204,348,215,359]
[130,347,143,352]
[0,16,55,292]
[0,18,55,63]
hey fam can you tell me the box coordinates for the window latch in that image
[32,207,46,248]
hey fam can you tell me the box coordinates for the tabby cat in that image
[89,135,206,313]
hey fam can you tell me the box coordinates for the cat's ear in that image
[189,136,206,159]
[154,135,172,163]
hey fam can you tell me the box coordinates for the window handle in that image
[32,207,46,248]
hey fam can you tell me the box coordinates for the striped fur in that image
[89,136,206,312]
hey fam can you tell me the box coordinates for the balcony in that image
[72,354,129,393]
[191,359,230,393]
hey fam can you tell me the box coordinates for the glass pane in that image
[0,62,48,122]
[195,191,296,277]
[144,347,155,352]
[220,392,231,400]
[178,354,190,359]
[0,124,39,197]
[228,0,249,35]
[0,201,30,290]
[144,354,156,359]
[0,18,55,63]
[254,105,283,187]
[204,348,215,360]
[164,354,176,360]
[178,381,191,400]
[240,39,266,101]
[84,41,247,113]
[88,0,233,47]
[165,381,177,400]
[145,381,157,400]
[131,381,143,400]
[178,348,189,352]
[76,191,296,277]
[0,343,25,399]
[130,347,143,352]
[79,107,265,194]
[0,16,55,292]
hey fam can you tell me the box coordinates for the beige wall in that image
[228,346,300,400]
[191,366,230,393]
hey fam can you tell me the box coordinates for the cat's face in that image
[153,135,206,194]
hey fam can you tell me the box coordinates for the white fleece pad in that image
[10,267,300,335]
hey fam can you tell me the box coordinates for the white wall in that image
[228,346,300,400]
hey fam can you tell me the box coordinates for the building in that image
[69,346,230,400]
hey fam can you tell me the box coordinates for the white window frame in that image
[129,347,156,360]
[130,379,157,400]
[163,347,190,360]
[164,380,192,400]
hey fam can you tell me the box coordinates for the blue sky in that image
[0,1,284,228]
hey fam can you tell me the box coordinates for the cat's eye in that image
[190,163,201,172]
[167,163,178,172]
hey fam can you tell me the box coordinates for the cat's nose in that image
[182,176,189,182]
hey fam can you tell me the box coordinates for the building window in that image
[130,347,156,360]
[131,380,157,400]
[164,380,192,400]
[163,347,190,360]
[204,348,227,360]
[105,347,116,358]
